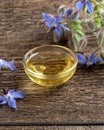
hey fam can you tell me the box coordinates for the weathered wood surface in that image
[0,126,104,130]
[0,0,104,128]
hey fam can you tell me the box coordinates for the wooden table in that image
[0,0,104,129]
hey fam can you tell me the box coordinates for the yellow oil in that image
[25,52,77,87]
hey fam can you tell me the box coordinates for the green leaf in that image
[75,29,85,37]
[70,21,82,31]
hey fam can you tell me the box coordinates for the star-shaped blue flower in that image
[42,13,70,36]
[0,89,25,110]
[0,58,16,71]
[77,53,104,67]
[76,0,94,14]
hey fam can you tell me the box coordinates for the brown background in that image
[0,0,104,129]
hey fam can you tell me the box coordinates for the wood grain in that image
[0,0,104,127]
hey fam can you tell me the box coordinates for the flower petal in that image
[8,89,15,94]
[55,27,62,36]
[77,53,87,64]
[54,16,62,24]
[45,21,52,28]
[86,1,94,13]
[60,24,70,31]
[0,96,7,105]
[93,57,104,64]
[8,96,17,109]
[76,1,84,11]
[11,91,25,99]
[0,59,8,68]
[88,53,95,63]
[42,13,53,23]
[8,61,16,71]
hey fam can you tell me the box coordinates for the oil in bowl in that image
[23,45,78,87]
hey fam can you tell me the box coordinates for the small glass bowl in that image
[23,45,78,87]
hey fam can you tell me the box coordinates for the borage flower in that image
[42,13,70,36]
[0,89,25,110]
[75,0,94,14]
[63,8,78,19]
[58,5,78,19]
[0,58,16,71]
[77,53,104,68]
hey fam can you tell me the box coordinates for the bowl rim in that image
[23,45,78,79]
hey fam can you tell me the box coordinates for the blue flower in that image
[77,53,104,67]
[64,9,78,19]
[76,0,94,14]
[0,58,16,71]
[0,89,25,110]
[42,13,70,36]
[63,8,73,17]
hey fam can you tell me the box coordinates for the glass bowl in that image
[23,45,78,87]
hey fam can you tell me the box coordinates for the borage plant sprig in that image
[39,0,104,68]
